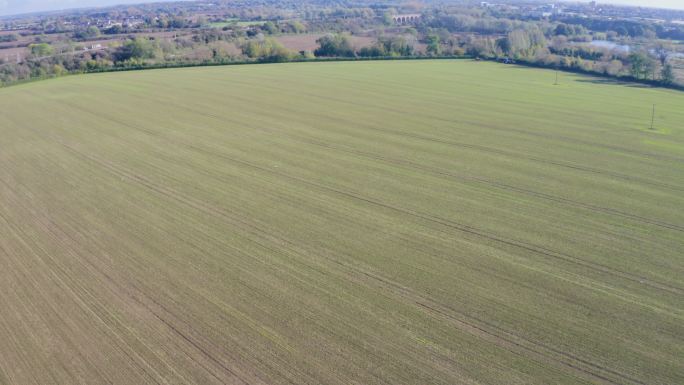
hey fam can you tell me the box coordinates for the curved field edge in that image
[3,57,683,93]
[0,60,682,384]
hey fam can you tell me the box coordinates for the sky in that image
[0,0,181,16]
[1,0,683,17]
[587,0,684,10]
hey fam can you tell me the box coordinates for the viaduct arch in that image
[392,14,421,24]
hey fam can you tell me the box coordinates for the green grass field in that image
[0,60,683,384]
[209,20,266,28]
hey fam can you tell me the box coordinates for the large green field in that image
[0,60,683,384]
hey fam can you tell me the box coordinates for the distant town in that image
[1,0,683,87]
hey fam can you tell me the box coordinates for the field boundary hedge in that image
[505,58,684,92]
[85,55,473,73]
[2,55,683,92]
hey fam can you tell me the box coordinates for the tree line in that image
[1,2,682,88]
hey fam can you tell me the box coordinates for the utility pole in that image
[554,68,559,85]
[650,104,656,130]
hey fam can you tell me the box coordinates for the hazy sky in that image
[587,0,684,10]
[0,0,180,16]
[1,0,683,17]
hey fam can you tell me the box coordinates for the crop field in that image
[209,20,268,28]
[0,60,683,384]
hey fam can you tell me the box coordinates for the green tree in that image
[104,25,124,35]
[0,34,18,43]
[376,36,415,57]
[52,64,66,76]
[504,28,545,58]
[383,9,398,26]
[74,26,100,39]
[426,35,441,56]
[555,23,569,36]
[113,38,156,63]
[169,17,187,29]
[29,43,53,57]
[466,37,498,58]
[628,52,646,79]
[86,26,100,38]
[314,34,355,57]
[654,42,673,67]
[358,45,386,57]
[661,64,675,85]
[262,22,278,35]
[241,38,294,62]
[628,52,655,80]
[290,21,306,34]
[496,37,511,55]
